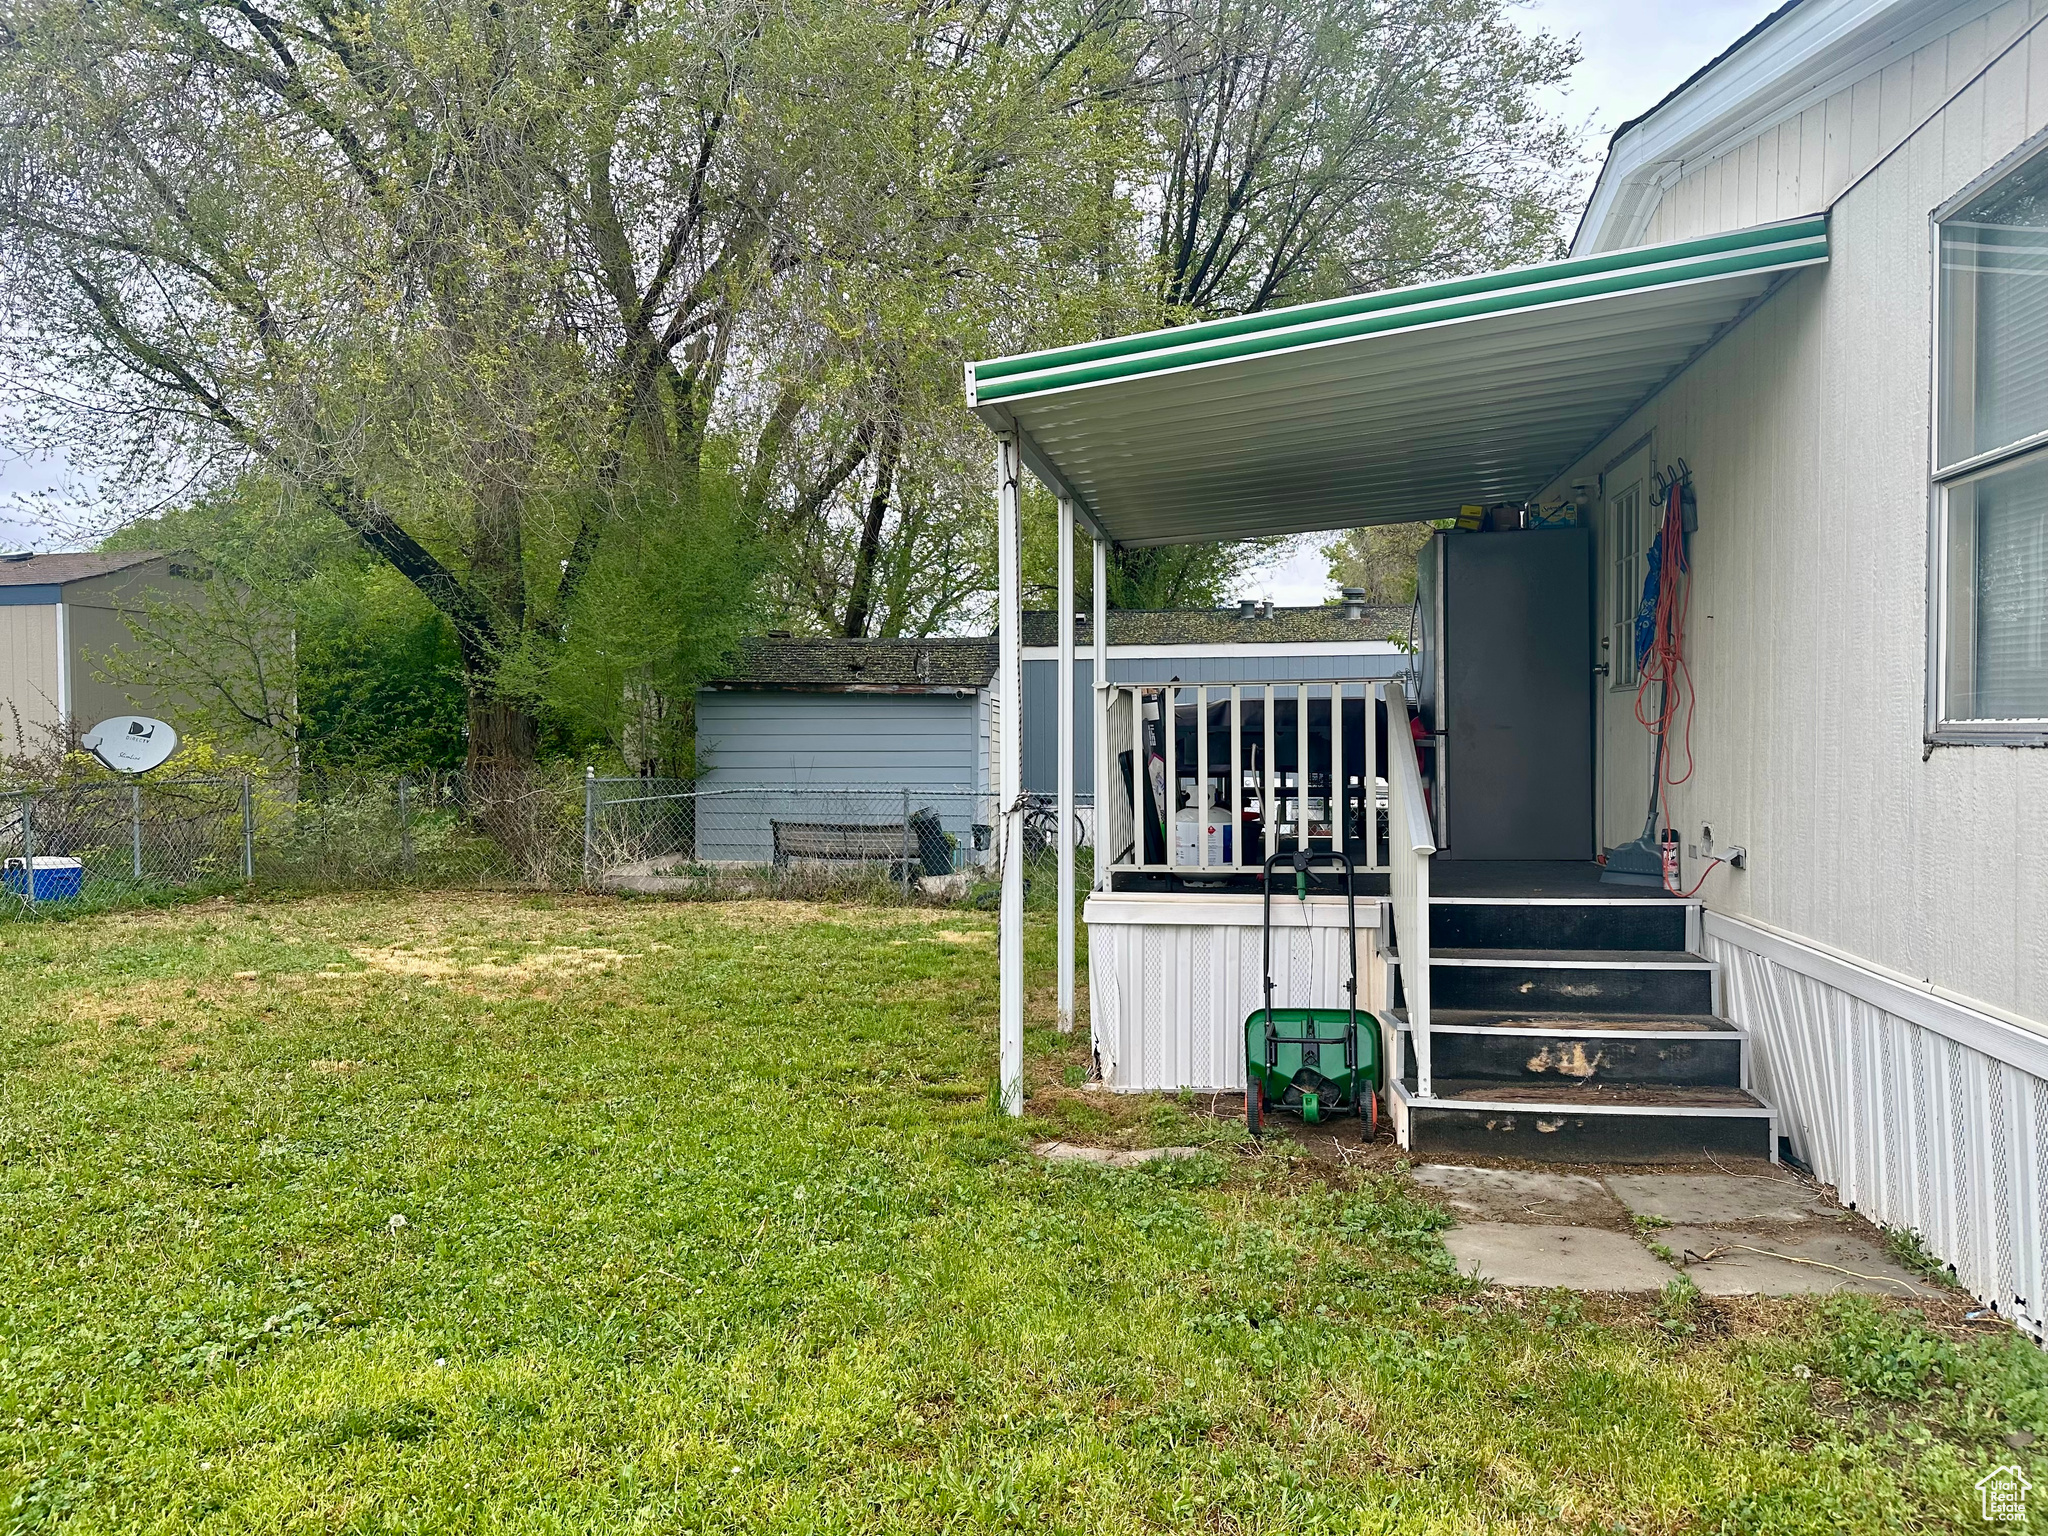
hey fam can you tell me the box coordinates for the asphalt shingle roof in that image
[1021,604,1412,647]
[706,637,999,691]
[0,550,165,586]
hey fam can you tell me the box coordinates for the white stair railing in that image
[1380,680,1435,1097]
[1095,678,1385,873]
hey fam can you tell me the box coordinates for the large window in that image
[1933,139,2048,739]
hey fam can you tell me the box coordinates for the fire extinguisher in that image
[1660,828,1681,891]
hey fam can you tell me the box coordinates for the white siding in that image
[1544,14,2048,1027]
[1536,10,2048,1321]
[0,604,63,749]
[1642,1,2047,245]
[1709,912,2048,1335]
[1086,895,1387,1092]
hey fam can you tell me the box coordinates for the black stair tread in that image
[1424,947,1710,966]
[1428,894,1693,906]
[1393,1008,1738,1034]
[1415,1077,1768,1111]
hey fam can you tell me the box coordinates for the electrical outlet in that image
[1725,844,1747,870]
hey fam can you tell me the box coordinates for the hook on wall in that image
[1651,458,1693,502]
[1652,458,1698,534]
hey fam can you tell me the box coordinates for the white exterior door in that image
[1598,444,1655,848]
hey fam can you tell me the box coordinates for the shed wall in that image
[693,690,986,863]
[67,603,148,731]
[0,605,62,748]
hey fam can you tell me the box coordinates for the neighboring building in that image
[0,552,210,753]
[968,0,2048,1331]
[1020,599,1410,798]
[693,637,999,866]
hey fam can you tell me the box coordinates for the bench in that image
[771,819,915,875]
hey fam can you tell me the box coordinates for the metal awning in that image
[968,216,1826,547]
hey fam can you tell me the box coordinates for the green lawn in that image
[2,892,2044,1533]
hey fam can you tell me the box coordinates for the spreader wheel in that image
[1359,1087,1379,1142]
[1246,1078,1264,1138]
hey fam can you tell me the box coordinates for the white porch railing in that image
[1096,679,1388,875]
[1381,679,1434,1096]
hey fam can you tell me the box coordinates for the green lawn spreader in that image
[1244,849,1381,1140]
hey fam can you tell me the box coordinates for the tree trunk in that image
[841,415,902,639]
[466,692,537,782]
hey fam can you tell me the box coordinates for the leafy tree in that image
[735,0,1156,638]
[1147,0,1580,316]
[1324,521,1435,606]
[100,482,469,769]
[755,0,1581,631]
[1022,498,1292,613]
[0,0,842,777]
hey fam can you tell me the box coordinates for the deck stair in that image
[1385,895,1776,1161]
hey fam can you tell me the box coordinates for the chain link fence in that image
[0,771,1087,918]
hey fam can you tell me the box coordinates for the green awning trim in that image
[969,216,1827,407]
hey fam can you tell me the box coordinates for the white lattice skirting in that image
[1707,911,2048,1338]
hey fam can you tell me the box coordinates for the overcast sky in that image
[0,0,1786,586]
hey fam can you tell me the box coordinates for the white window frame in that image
[1927,128,2048,747]
[1603,439,1653,693]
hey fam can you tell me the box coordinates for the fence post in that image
[240,774,255,881]
[901,788,912,897]
[131,782,143,881]
[397,775,415,878]
[583,766,596,887]
[22,791,35,909]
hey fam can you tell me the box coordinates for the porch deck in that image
[1109,859,1683,901]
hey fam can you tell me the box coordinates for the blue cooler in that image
[4,857,84,901]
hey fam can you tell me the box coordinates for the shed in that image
[0,551,209,752]
[694,637,999,868]
[1021,599,1410,799]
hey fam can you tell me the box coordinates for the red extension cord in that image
[1634,477,1721,898]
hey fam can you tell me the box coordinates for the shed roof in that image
[704,637,998,693]
[0,550,165,586]
[969,216,1826,546]
[1021,605,1410,647]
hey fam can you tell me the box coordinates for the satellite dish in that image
[81,716,179,774]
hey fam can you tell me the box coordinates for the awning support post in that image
[1056,495,1076,1033]
[997,434,1025,1115]
[1091,535,1108,892]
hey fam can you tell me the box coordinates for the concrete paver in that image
[1443,1222,1679,1291]
[1033,1142,1204,1169]
[1662,1225,1942,1298]
[1605,1173,1828,1225]
[1413,1164,1627,1225]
